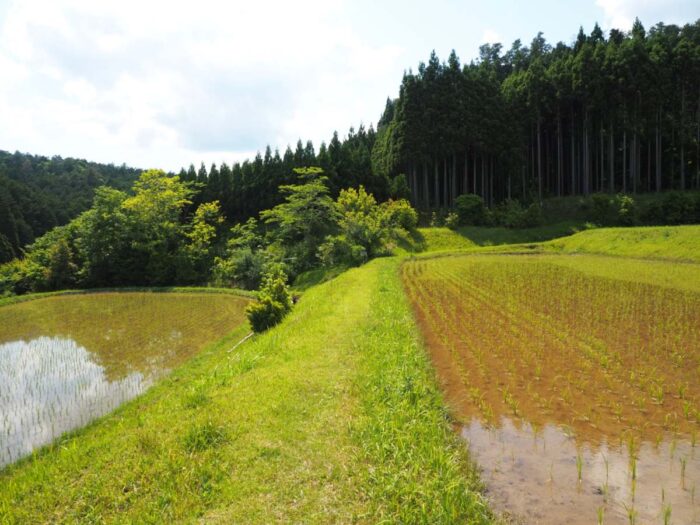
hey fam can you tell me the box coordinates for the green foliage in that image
[444,212,460,229]
[0,170,216,295]
[590,193,638,226]
[492,199,545,229]
[383,198,418,231]
[245,270,293,333]
[454,194,490,226]
[643,191,697,225]
[178,201,224,283]
[389,173,411,200]
[318,188,418,267]
[260,168,338,274]
[0,150,141,256]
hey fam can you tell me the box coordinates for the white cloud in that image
[595,0,699,30]
[481,28,502,44]
[0,0,401,170]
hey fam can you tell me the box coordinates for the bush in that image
[454,194,489,226]
[616,194,637,226]
[245,270,293,333]
[318,235,367,267]
[444,212,459,229]
[429,211,443,227]
[492,199,543,229]
[590,193,637,226]
[590,193,614,225]
[656,191,696,224]
[382,199,418,230]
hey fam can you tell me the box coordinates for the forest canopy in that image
[372,18,700,207]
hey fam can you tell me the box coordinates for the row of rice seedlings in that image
[403,254,700,519]
[409,255,700,443]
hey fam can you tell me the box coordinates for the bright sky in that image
[0,0,697,171]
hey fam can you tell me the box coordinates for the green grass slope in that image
[545,225,700,262]
[0,259,490,524]
[406,222,578,254]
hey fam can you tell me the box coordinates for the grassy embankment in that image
[411,224,700,263]
[0,286,255,308]
[0,259,490,524]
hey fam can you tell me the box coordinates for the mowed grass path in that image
[0,259,490,524]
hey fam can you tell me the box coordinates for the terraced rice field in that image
[403,254,700,524]
[0,292,249,468]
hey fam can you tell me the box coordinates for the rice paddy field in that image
[0,291,249,468]
[403,253,700,524]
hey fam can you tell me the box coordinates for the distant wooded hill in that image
[0,151,141,261]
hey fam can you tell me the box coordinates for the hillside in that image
[0,151,141,261]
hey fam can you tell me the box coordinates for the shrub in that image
[454,194,489,226]
[590,193,637,226]
[444,212,460,229]
[590,193,614,225]
[658,191,696,224]
[245,270,293,333]
[616,194,637,226]
[382,199,418,230]
[213,248,266,290]
[429,211,444,227]
[520,202,545,228]
[492,199,543,228]
[318,235,367,267]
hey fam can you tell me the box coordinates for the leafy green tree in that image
[260,168,338,274]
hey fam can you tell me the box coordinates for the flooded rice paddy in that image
[0,292,248,468]
[403,254,700,524]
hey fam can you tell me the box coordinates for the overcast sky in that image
[0,0,698,172]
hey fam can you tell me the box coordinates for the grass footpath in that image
[0,258,490,524]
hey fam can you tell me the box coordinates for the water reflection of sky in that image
[0,337,149,468]
[463,417,700,525]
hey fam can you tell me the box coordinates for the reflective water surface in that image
[0,292,249,468]
[0,337,148,467]
[463,418,699,524]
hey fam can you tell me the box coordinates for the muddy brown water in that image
[465,419,699,524]
[403,255,700,524]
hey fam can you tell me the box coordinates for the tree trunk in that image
[557,113,562,196]
[599,123,604,193]
[632,133,637,194]
[443,158,448,208]
[537,116,542,201]
[481,154,486,201]
[423,162,429,209]
[489,156,494,206]
[656,109,662,192]
[609,121,614,193]
[473,152,477,194]
[452,154,457,206]
[463,150,468,196]
[622,130,627,193]
[434,160,439,208]
[681,86,686,190]
[571,109,576,195]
